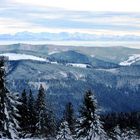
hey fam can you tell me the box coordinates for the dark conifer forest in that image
[0,57,140,139]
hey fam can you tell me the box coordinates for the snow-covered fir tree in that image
[76,90,107,140]
[112,126,138,140]
[113,125,121,140]
[35,84,48,138]
[64,102,76,135]
[46,109,57,138]
[18,89,29,137]
[28,89,36,137]
[56,121,74,140]
[119,127,139,140]
[0,57,20,139]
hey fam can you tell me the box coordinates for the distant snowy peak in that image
[120,54,140,66]
[0,53,46,61]
[1,31,140,41]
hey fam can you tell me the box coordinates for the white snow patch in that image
[66,63,88,68]
[91,54,95,57]
[59,71,67,78]
[120,54,140,66]
[0,53,46,61]
[97,68,118,74]
[50,61,58,64]
[38,70,42,74]
[48,50,60,55]
[75,74,85,80]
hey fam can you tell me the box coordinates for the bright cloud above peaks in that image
[0,0,140,37]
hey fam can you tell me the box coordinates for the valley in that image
[0,43,140,116]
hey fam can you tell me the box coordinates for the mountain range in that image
[0,43,140,116]
[0,32,140,41]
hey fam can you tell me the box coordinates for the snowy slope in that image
[0,53,46,61]
[7,60,140,114]
[120,54,140,66]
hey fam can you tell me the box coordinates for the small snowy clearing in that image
[66,63,88,68]
[91,54,95,57]
[120,54,140,66]
[0,53,46,61]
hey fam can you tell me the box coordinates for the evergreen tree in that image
[113,125,121,140]
[64,102,76,135]
[56,121,74,140]
[47,109,57,138]
[0,57,20,139]
[28,89,36,136]
[121,128,139,140]
[35,84,48,138]
[18,89,29,137]
[76,90,107,140]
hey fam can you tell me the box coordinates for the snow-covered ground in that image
[97,68,118,74]
[0,53,46,61]
[0,53,90,69]
[91,54,95,57]
[59,71,68,78]
[48,61,88,69]
[66,63,88,68]
[120,54,140,66]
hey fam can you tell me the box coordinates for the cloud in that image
[0,0,140,37]
[11,0,140,12]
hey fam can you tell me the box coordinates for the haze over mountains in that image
[0,32,140,42]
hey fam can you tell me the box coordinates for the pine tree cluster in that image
[18,86,57,139]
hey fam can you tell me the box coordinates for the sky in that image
[0,0,140,37]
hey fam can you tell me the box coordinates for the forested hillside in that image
[0,57,140,139]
